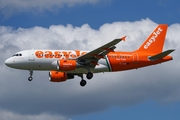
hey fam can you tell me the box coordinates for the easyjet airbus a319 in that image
[5,24,174,86]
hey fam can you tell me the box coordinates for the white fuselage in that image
[5,50,109,73]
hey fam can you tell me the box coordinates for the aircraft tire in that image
[28,76,33,81]
[80,80,87,87]
[86,72,93,79]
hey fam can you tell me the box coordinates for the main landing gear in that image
[28,70,33,81]
[86,72,93,79]
[79,72,93,87]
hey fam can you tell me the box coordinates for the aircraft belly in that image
[66,62,109,74]
[66,65,109,74]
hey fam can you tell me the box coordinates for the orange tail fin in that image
[137,24,168,53]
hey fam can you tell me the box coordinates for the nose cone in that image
[5,58,14,67]
[5,57,28,69]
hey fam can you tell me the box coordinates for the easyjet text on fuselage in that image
[35,50,87,59]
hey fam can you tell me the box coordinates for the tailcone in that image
[163,55,173,62]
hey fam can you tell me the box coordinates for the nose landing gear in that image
[28,70,33,81]
[28,76,33,81]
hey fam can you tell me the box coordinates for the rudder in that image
[137,24,168,53]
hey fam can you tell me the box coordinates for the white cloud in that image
[0,110,69,120]
[0,18,180,118]
[0,0,106,17]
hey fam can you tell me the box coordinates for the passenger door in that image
[28,50,35,61]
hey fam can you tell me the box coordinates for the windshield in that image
[13,53,22,57]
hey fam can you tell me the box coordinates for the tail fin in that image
[137,24,168,53]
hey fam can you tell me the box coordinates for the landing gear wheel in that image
[86,72,93,79]
[80,80,87,87]
[28,70,33,81]
[28,76,33,81]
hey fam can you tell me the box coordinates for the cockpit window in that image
[13,53,22,57]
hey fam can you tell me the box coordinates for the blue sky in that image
[74,101,180,120]
[1,0,179,29]
[0,0,180,120]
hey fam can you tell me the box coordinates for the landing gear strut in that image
[78,72,94,87]
[28,70,33,81]
[79,74,87,87]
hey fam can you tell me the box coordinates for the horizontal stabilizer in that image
[148,49,175,61]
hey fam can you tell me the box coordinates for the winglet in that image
[121,36,126,41]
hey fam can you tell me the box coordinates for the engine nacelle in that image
[49,71,67,82]
[57,60,76,71]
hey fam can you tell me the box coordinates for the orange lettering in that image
[35,51,44,58]
[35,50,87,59]
[81,52,87,56]
[70,54,76,58]
[54,51,61,58]
[62,52,72,59]
[75,50,80,57]
[45,51,53,58]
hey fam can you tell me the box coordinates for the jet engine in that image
[49,71,74,82]
[54,60,77,71]
[51,60,82,71]
[49,71,67,82]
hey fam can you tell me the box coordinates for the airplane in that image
[5,24,174,87]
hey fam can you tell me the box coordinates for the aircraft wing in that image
[77,36,126,64]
